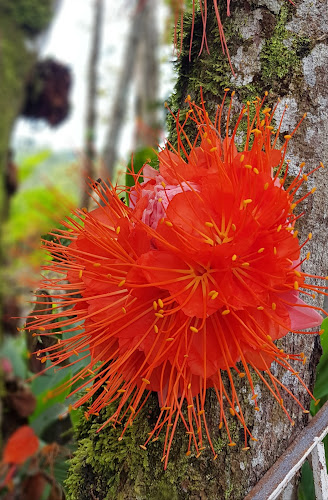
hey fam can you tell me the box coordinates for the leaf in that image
[18,150,51,182]
[1,336,28,379]
[125,147,158,204]
[312,318,328,414]
[30,368,72,422]
[298,460,315,500]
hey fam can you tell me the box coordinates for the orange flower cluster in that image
[28,91,326,467]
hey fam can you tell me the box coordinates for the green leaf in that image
[18,150,51,182]
[298,460,315,500]
[30,367,72,422]
[312,318,328,415]
[1,336,27,379]
[125,147,158,204]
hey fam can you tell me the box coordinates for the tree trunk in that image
[133,0,160,150]
[66,1,328,498]
[101,3,146,180]
[81,0,103,209]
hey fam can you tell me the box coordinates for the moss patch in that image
[1,0,53,35]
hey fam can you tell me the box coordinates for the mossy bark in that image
[0,0,55,447]
[0,0,54,331]
[66,1,328,498]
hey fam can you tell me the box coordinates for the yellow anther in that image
[260,119,265,127]
[243,199,253,206]
[293,230,298,238]
[266,126,274,130]
[251,129,262,136]
[239,372,246,378]
[262,107,271,114]
[205,221,214,227]
[294,281,299,290]
[257,306,264,310]
[188,383,192,390]
[231,223,236,231]
[165,221,173,227]
[210,291,219,300]
[121,307,127,314]
[130,406,135,413]
[253,168,259,175]
[264,182,269,190]
[229,408,235,416]
[224,87,230,92]
[277,225,282,232]
[245,164,252,170]
[302,174,308,181]
[153,301,158,310]
[272,302,277,310]
[311,187,317,194]
[291,203,297,210]
[161,181,166,188]
[284,134,292,140]
[158,197,163,203]
[240,154,245,162]
[79,270,83,278]
[41,357,47,363]
[187,405,193,409]
[155,313,164,318]
[222,309,230,316]
[140,445,147,451]
[210,147,217,152]
[258,248,265,254]
[166,337,174,342]
[255,407,260,411]
[294,270,301,277]
[154,325,159,333]
[142,378,150,385]
[93,262,101,267]
[266,335,272,341]
[158,298,164,308]
[308,232,312,240]
[185,451,191,456]
[241,262,250,267]
[306,252,311,260]
[116,226,121,234]
[190,326,199,333]
[273,247,277,255]
[198,410,205,416]
[228,442,237,447]
[242,447,251,451]
[232,254,237,261]
[118,279,126,287]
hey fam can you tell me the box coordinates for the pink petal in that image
[280,291,322,330]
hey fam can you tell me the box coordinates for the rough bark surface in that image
[66,1,328,499]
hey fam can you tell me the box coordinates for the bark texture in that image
[66,1,328,498]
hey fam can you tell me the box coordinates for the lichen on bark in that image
[66,1,328,498]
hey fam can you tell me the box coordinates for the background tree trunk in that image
[81,0,104,209]
[66,1,328,498]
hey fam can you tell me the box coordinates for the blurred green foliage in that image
[1,0,53,35]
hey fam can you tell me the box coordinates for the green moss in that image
[0,0,53,35]
[260,5,312,89]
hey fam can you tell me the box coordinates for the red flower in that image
[3,426,39,465]
[28,91,326,468]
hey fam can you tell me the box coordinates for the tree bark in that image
[66,1,328,498]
